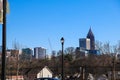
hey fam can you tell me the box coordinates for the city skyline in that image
[0,0,120,53]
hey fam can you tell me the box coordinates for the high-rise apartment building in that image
[34,47,46,59]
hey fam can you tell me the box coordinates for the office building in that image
[22,48,33,60]
[34,47,46,59]
[77,27,100,59]
[79,38,90,50]
[22,48,33,55]
[86,28,95,50]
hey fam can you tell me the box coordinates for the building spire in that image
[87,27,94,38]
[90,26,91,30]
[87,27,95,50]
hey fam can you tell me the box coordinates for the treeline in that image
[4,48,120,77]
[1,40,120,77]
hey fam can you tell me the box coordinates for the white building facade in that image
[37,66,53,78]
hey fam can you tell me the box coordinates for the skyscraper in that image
[22,48,33,60]
[86,28,95,50]
[79,38,90,50]
[22,48,33,55]
[34,47,46,59]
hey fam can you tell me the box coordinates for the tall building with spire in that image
[86,28,95,50]
[76,27,100,59]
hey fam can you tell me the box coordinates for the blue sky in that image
[0,0,120,53]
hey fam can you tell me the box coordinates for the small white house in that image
[24,66,53,80]
[37,66,53,78]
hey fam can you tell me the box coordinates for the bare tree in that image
[95,40,103,52]
[12,40,20,80]
[95,41,112,54]
[64,47,75,55]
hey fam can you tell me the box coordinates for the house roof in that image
[40,66,53,74]
[23,66,53,75]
